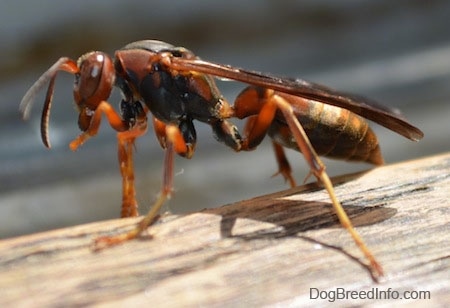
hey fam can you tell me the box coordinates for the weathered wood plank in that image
[0,153,449,307]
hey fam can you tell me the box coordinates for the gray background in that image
[1,0,449,238]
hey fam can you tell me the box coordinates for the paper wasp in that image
[20,40,423,278]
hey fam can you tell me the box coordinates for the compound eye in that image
[74,52,104,99]
[73,52,114,109]
[171,47,196,59]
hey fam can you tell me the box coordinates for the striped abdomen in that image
[268,93,384,165]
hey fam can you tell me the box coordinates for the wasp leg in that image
[234,87,295,186]
[69,101,127,151]
[234,86,383,278]
[93,124,182,249]
[69,101,146,217]
[152,117,196,158]
[271,141,297,188]
[152,116,167,149]
[116,123,148,217]
[271,92,384,278]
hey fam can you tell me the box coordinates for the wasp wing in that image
[169,58,423,141]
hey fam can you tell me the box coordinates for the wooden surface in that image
[0,153,449,307]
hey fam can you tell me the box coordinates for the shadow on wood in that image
[0,153,449,306]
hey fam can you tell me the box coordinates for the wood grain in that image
[0,153,449,306]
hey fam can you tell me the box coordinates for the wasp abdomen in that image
[269,94,384,165]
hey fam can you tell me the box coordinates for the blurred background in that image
[0,0,449,238]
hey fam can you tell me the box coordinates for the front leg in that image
[117,125,147,217]
[69,101,128,151]
[69,98,148,218]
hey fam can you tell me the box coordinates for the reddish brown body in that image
[20,40,423,279]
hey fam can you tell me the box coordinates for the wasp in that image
[20,40,423,278]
